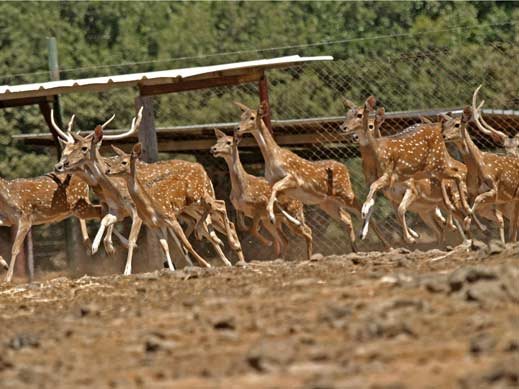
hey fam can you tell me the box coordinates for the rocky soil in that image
[0,241,517,388]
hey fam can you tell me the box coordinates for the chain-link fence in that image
[4,37,518,270]
[148,41,518,259]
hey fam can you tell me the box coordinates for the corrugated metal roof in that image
[0,55,333,100]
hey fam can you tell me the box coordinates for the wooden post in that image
[135,95,158,162]
[258,73,273,133]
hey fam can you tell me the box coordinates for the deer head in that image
[54,107,142,173]
[440,112,465,143]
[210,129,234,158]
[103,145,132,176]
[340,96,376,134]
[234,101,261,136]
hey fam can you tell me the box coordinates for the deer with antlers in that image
[340,98,470,244]
[442,103,519,242]
[234,101,390,253]
[210,129,313,259]
[104,143,246,267]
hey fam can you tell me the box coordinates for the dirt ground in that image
[0,242,517,389]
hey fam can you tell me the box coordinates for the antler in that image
[50,109,75,144]
[102,107,143,140]
[472,85,507,143]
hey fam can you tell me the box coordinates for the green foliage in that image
[0,2,517,178]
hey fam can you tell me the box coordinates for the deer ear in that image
[70,132,84,142]
[234,101,250,112]
[258,100,268,116]
[93,125,103,144]
[214,128,226,139]
[58,137,68,149]
[132,143,142,158]
[420,116,432,124]
[366,96,376,111]
[462,106,472,122]
[111,145,126,156]
[376,107,385,125]
[343,98,357,109]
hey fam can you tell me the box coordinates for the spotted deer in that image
[210,129,313,259]
[104,143,245,266]
[234,101,390,253]
[103,142,220,269]
[472,85,519,157]
[0,171,102,282]
[340,97,469,244]
[443,104,519,242]
[355,96,472,239]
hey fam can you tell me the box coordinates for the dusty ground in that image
[0,242,517,389]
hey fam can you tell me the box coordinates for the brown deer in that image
[340,98,469,244]
[103,142,217,269]
[105,144,245,266]
[234,101,390,253]
[354,96,472,239]
[442,104,519,242]
[0,171,102,282]
[472,85,519,157]
[210,129,313,259]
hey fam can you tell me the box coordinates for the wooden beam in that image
[258,73,272,132]
[135,95,158,162]
[139,71,263,96]
[0,96,50,108]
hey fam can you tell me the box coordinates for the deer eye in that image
[357,113,362,118]
[454,123,460,128]
[81,146,88,152]
[368,124,374,129]
[122,161,128,165]
[226,141,231,145]
[250,117,255,121]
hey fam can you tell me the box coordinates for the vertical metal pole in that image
[48,37,80,272]
[258,73,273,133]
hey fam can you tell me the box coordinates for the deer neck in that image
[356,131,379,182]
[252,120,282,165]
[460,126,484,166]
[127,157,158,223]
[224,146,249,194]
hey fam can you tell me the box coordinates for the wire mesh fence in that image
[148,40,518,259]
[4,37,518,270]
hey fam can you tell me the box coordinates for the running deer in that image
[443,104,519,242]
[103,142,216,269]
[55,109,150,274]
[234,101,390,253]
[210,129,313,259]
[340,98,469,244]
[104,143,245,266]
[355,96,472,239]
[472,85,519,157]
[0,171,102,282]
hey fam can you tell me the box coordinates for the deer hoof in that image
[0,257,8,270]
[360,220,370,240]
[104,243,116,256]
[361,199,374,219]
[409,228,420,239]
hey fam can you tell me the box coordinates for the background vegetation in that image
[0,1,518,178]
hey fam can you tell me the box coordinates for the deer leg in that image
[509,202,519,242]
[494,206,505,244]
[123,215,142,276]
[267,175,299,224]
[391,201,419,240]
[103,225,116,256]
[167,218,211,268]
[397,188,418,244]
[440,180,457,212]
[320,200,358,253]
[419,211,444,244]
[236,212,249,231]
[284,219,313,261]
[362,172,391,220]
[5,221,31,282]
[112,228,130,249]
[261,219,285,258]
[92,213,118,255]
[78,219,92,255]
[157,227,175,271]
[202,216,232,267]
[212,203,245,263]
[249,214,273,247]
[166,225,193,267]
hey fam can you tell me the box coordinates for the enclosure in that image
[2,28,517,276]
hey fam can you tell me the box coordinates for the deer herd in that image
[0,85,517,282]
